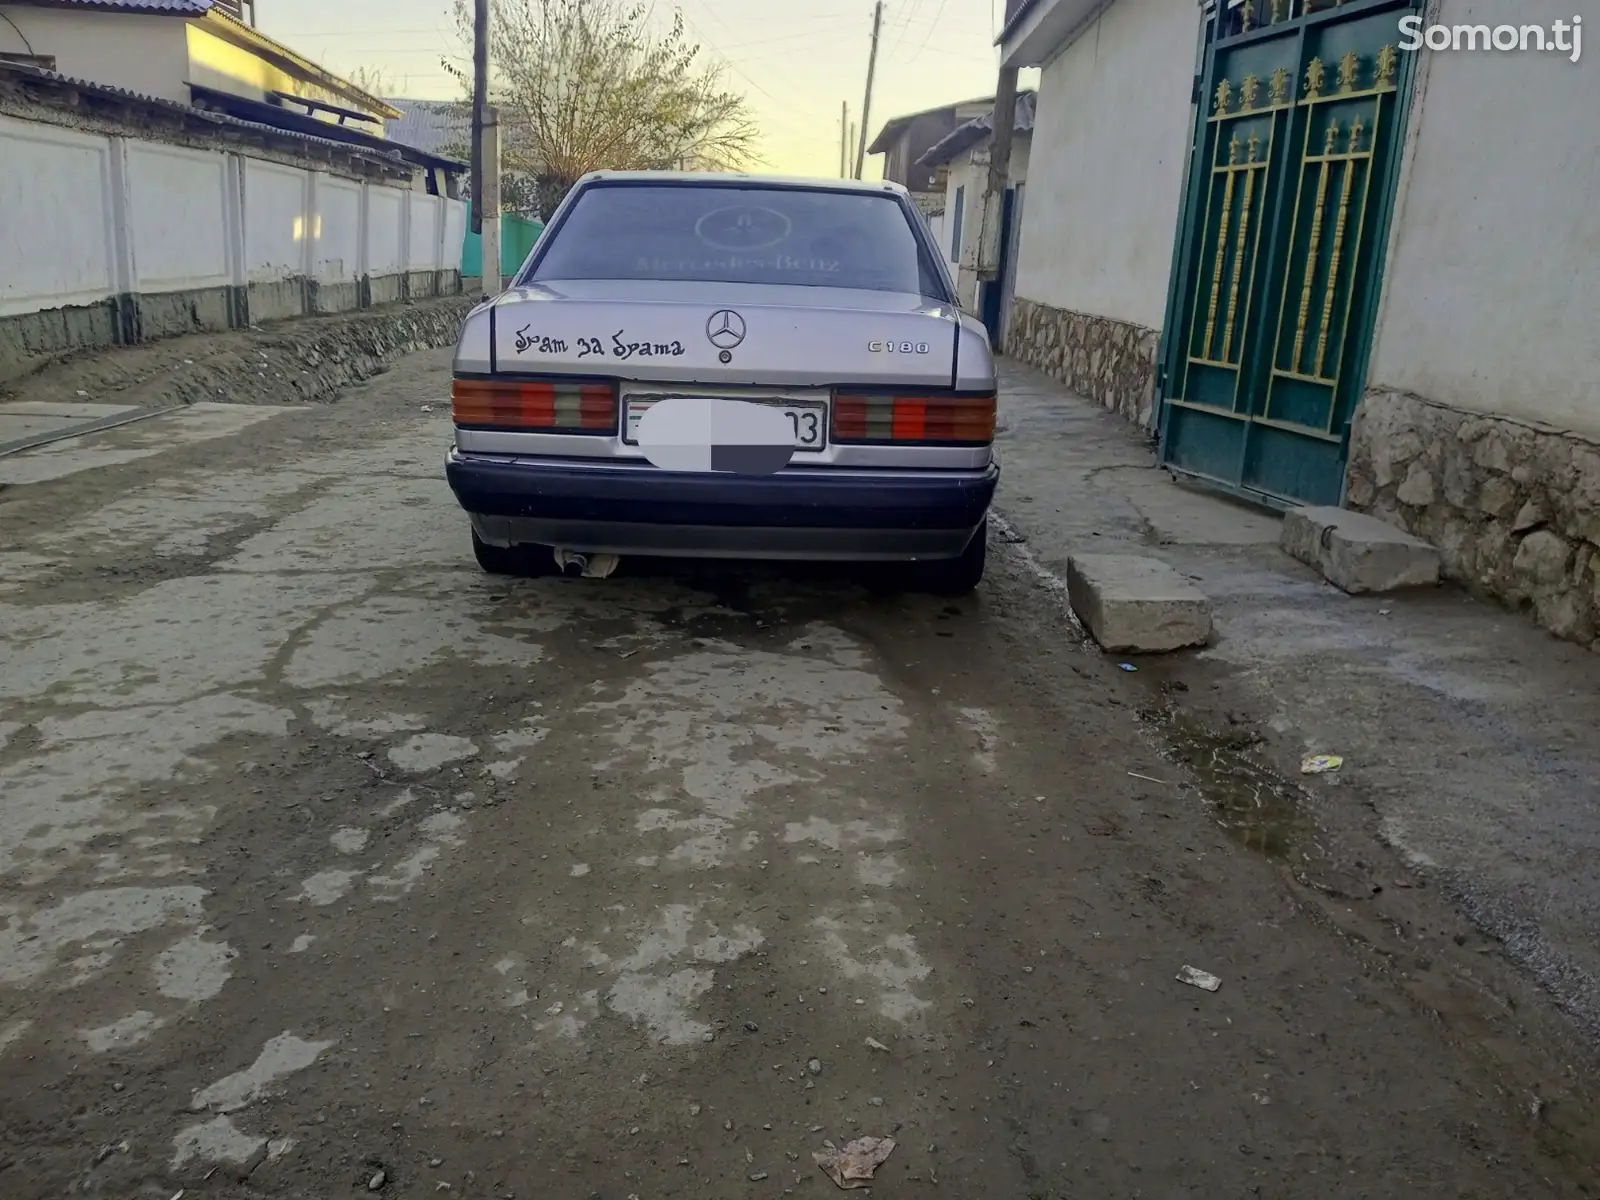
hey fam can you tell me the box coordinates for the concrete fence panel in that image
[0,109,466,384]
[312,173,363,313]
[242,157,311,322]
[443,198,466,273]
[124,139,235,336]
[366,183,406,304]
[408,192,444,297]
[0,116,120,372]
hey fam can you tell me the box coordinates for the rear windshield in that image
[528,183,946,298]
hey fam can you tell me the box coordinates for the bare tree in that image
[346,65,406,100]
[444,0,760,218]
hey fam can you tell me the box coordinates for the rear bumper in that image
[446,449,999,561]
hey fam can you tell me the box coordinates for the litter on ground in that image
[814,1136,896,1188]
[1177,965,1222,992]
[1301,753,1344,775]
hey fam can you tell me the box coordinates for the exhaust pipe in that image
[562,553,588,578]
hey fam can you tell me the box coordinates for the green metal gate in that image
[1157,0,1420,506]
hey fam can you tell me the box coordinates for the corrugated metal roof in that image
[15,0,214,11]
[866,93,995,155]
[915,91,1036,169]
[189,83,466,169]
[385,98,468,157]
[0,62,410,170]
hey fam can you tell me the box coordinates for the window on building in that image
[950,185,965,261]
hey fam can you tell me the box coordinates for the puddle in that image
[1156,709,1310,861]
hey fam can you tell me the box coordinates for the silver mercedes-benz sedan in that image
[445,170,1000,594]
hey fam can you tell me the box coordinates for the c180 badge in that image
[868,340,931,354]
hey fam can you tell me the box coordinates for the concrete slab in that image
[0,402,139,418]
[0,404,302,487]
[1065,553,1214,653]
[1100,467,1284,546]
[0,401,140,444]
[1282,506,1441,595]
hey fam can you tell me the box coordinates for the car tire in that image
[917,520,988,596]
[471,530,554,577]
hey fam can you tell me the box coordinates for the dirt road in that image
[0,349,1593,1199]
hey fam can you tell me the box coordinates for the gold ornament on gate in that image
[1240,73,1261,111]
[1338,50,1360,92]
[1215,78,1234,114]
[1348,115,1365,154]
[1305,56,1326,100]
[1375,44,1399,89]
[1270,66,1292,105]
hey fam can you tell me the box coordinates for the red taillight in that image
[451,378,618,432]
[832,393,996,444]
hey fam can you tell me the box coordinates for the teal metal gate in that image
[1157,0,1421,507]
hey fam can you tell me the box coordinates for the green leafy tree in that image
[444,0,760,218]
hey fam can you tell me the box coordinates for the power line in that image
[884,0,924,59]
[668,10,849,157]
[674,9,806,110]
[905,0,953,64]
[268,10,870,40]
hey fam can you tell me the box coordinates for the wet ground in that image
[1,348,1596,1199]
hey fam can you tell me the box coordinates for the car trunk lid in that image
[487,280,959,389]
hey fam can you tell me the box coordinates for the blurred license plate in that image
[625,399,827,451]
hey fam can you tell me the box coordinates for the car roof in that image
[575,170,910,197]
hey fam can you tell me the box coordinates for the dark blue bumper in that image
[446,453,999,532]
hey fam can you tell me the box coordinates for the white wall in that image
[243,159,308,282]
[938,137,1032,312]
[124,141,233,294]
[441,198,466,272]
[940,158,975,274]
[1013,0,1197,329]
[0,8,190,104]
[366,184,405,277]
[314,174,362,285]
[0,117,117,317]
[0,113,467,320]
[1369,0,1599,436]
[410,193,445,272]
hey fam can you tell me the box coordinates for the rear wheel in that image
[471,530,555,577]
[916,520,988,596]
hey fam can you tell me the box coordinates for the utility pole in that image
[470,0,502,297]
[853,0,883,179]
[976,66,1018,283]
[481,105,502,295]
[470,0,489,283]
[839,101,848,177]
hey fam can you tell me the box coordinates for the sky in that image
[256,0,1021,178]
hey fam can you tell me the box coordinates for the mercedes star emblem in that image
[706,309,747,350]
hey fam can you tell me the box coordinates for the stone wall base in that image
[1004,296,1160,429]
[1347,389,1600,651]
[1,271,464,386]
